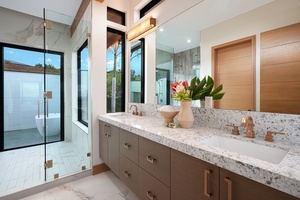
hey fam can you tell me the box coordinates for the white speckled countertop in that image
[98,113,300,198]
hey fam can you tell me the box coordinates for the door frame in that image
[211,35,256,111]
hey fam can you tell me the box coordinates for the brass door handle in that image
[124,171,130,178]
[146,191,156,200]
[204,169,212,197]
[224,177,232,200]
[146,156,155,164]
[124,143,131,149]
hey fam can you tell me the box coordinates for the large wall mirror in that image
[155,0,300,114]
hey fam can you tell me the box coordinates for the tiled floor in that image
[0,142,90,197]
[21,171,139,200]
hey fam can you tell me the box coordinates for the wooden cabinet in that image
[171,149,219,200]
[139,167,170,200]
[99,121,120,177]
[220,168,299,200]
[119,129,139,195]
[119,154,139,195]
[120,129,139,164]
[139,137,171,187]
[99,120,298,200]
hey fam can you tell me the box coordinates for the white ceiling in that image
[156,0,274,53]
[0,0,82,24]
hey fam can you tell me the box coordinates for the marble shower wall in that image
[173,46,200,83]
[128,103,300,145]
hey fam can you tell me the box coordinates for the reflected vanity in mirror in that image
[155,0,300,114]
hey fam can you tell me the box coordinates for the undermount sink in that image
[199,135,289,164]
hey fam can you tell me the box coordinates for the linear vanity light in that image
[126,17,157,42]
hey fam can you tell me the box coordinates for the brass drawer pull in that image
[204,169,212,197]
[124,171,130,178]
[146,191,156,200]
[124,143,131,149]
[224,177,232,200]
[146,156,155,164]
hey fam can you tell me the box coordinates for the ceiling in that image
[0,0,82,24]
[156,0,274,53]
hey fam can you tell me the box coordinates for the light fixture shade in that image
[126,17,156,41]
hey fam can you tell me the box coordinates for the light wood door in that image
[212,36,256,111]
[260,22,300,114]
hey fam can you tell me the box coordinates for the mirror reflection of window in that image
[130,39,145,103]
[78,40,89,126]
[106,28,125,113]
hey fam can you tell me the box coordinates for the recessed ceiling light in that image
[160,28,164,32]
[187,39,191,43]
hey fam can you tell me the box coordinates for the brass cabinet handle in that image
[124,171,130,178]
[224,177,232,200]
[124,143,131,149]
[146,191,156,200]
[204,169,212,197]
[146,156,155,164]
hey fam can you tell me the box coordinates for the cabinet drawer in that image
[120,129,139,164]
[171,149,219,200]
[120,154,139,195]
[139,168,170,200]
[139,137,170,186]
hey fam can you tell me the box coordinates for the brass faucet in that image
[130,105,139,115]
[241,116,255,138]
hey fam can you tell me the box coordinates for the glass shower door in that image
[44,9,91,181]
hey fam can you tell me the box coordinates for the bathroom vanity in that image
[98,112,300,200]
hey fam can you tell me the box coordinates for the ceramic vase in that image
[178,101,194,128]
[200,100,205,108]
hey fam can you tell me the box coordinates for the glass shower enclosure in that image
[0,6,91,197]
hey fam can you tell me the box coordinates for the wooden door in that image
[107,124,120,177]
[212,36,256,111]
[99,121,108,163]
[260,22,300,114]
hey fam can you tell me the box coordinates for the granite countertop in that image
[98,112,300,198]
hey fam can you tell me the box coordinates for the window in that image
[107,7,125,26]
[140,0,162,18]
[106,28,125,113]
[130,39,145,103]
[77,40,89,126]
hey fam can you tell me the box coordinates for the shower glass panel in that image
[44,9,91,181]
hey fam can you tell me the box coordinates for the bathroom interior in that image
[0,0,300,199]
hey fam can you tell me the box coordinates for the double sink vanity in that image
[98,109,300,200]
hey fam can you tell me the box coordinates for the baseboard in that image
[92,163,110,175]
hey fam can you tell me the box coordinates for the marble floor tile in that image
[21,171,140,200]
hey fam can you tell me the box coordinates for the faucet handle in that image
[265,131,285,142]
[226,123,240,135]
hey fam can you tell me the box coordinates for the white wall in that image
[200,0,300,110]
[90,0,130,166]
[4,72,60,131]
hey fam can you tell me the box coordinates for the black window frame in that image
[140,0,162,18]
[0,42,64,151]
[106,27,126,113]
[77,40,88,127]
[130,38,145,103]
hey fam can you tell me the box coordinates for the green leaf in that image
[213,92,225,100]
[210,84,223,96]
